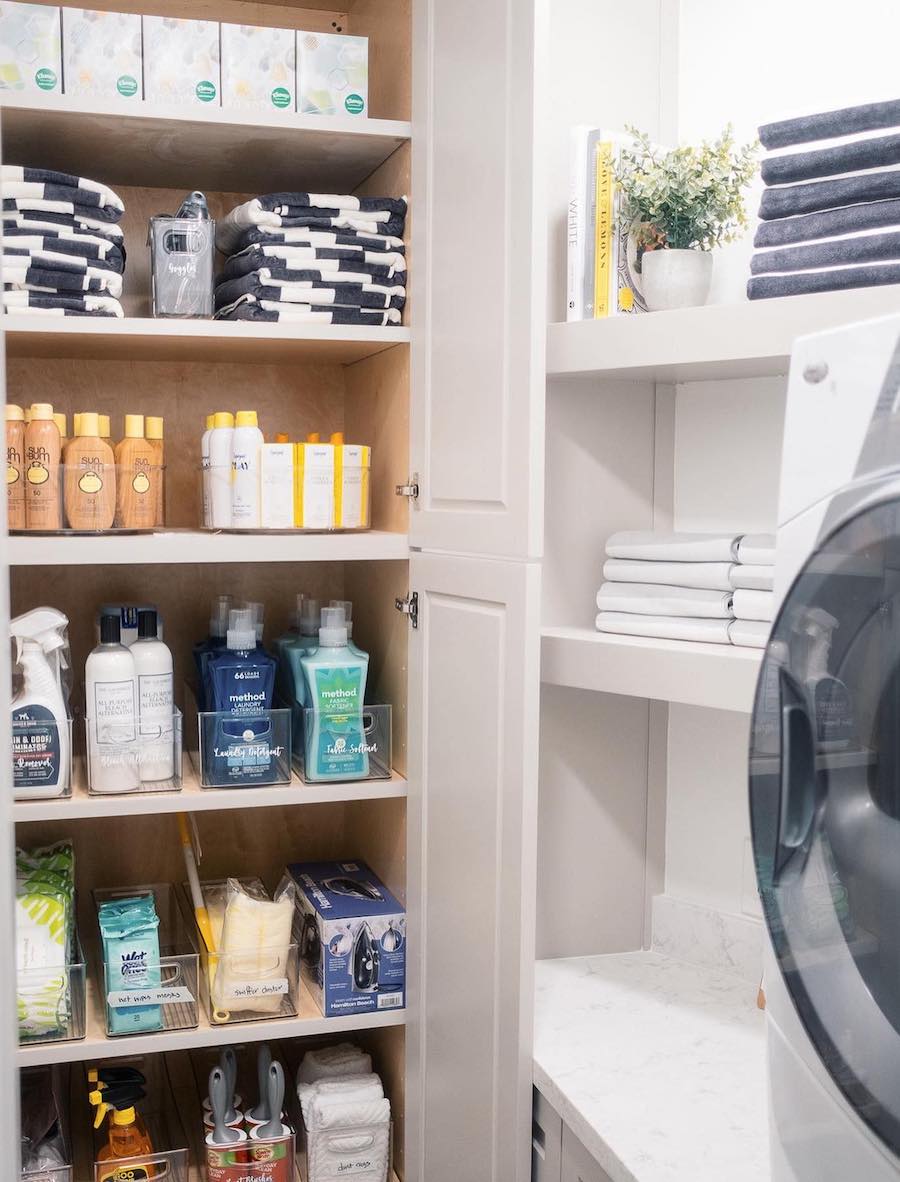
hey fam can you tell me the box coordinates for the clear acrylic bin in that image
[10,463,167,534]
[294,703,392,783]
[185,684,292,789]
[149,215,215,319]
[12,714,73,802]
[18,925,86,1047]
[189,1043,299,1181]
[179,877,302,1026]
[93,884,200,1038]
[86,1053,190,1182]
[21,1065,73,1182]
[84,708,183,796]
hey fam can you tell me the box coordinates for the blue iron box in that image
[287,860,406,1018]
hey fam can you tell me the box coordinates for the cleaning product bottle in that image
[300,605,370,781]
[330,600,364,657]
[243,600,266,649]
[193,594,233,710]
[200,413,214,526]
[63,411,116,531]
[209,411,235,529]
[94,1086,156,1179]
[10,607,70,799]
[231,409,264,528]
[285,596,320,726]
[86,613,140,793]
[131,608,175,783]
[804,607,856,750]
[206,608,277,784]
[274,593,305,702]
[145,416,165,526]
[6,402,26,530]
[24,403,62,530]
[115,414,158,530]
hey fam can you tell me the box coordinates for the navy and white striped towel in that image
[2,226,126,267]
[1,166,124,213]
[215,270,405,312]
[3,290,124,317]
[215,294,401,326]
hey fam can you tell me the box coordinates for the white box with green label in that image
[297,30,367,117]
[0,2,62,94]
[220,22,295,113]
[142,16,220,107]
[61,7,141,100]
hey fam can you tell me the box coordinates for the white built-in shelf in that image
[4,315,410,365]
[541,626,763,713]
[547,287,900,382]
[7,529,409,566]
[0,92,411,193]
[17,978,405,1067]
[14,760,407,823]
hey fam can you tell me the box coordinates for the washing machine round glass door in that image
[751,492,900,1157]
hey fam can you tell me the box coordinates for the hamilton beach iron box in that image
[287,860,405,1019]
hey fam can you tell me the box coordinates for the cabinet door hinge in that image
[395,474,419,501]
[395,591,418,629]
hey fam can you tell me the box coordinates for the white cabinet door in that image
[405,551,541,1182]
[409,0,547,560]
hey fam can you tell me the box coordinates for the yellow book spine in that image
[593,141,615,319]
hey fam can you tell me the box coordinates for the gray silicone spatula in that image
[220,1047,239,1122]
[257,1061,285,1140]
[208,1066,241,1144]
[248,1043,272,1123]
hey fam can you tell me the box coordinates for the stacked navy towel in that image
[2,166,126,317]
[214,192,407,326]
[750,98,900,300]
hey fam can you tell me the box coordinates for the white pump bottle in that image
[10,607,70,799]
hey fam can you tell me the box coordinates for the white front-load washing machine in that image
[751,310,900,1180]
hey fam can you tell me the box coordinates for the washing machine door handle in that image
[774,669,818,885]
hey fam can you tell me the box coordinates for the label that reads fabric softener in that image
[12,705,61,791]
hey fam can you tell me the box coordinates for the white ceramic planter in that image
[641,248,713,311]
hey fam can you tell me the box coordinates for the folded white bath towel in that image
[736,534,776,566]
[595,613,733,644]
[300,1076,385,1127]
[733,589,775,622]
[605,530,741,562]
[596,582,734,618]
[297,1043,372,1085]
[602,558,735,591]
[311,1095,391,1130]
[729,619,771,649]
[730,564,774,592]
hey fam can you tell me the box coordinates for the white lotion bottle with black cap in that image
[131,608,175,782]
[85,613,139,793]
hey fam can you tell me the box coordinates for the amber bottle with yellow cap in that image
[6,403,26,530]
[64,412,115,530]
[24,403,61,530]
[115,414,158,529]
[145,415,165,526]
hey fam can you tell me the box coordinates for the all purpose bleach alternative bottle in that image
[10,607,71,799]
[300,604,370,781]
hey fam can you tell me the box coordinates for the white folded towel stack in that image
[297,1043,390,1182]
[595,530,777,650]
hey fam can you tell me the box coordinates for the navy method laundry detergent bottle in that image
[205,608,277,785]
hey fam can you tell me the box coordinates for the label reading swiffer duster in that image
[12,705,61,792]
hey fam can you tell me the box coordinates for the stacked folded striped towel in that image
[595,531,776,649]
[2,166,126,317]
[214,191,407,326]
[750,97,900,300]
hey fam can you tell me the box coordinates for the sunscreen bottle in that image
[115,414,158,530]
[145,416,165,526]
[24,403,61,530]
[64,411,116,530]
[6,402,25,529]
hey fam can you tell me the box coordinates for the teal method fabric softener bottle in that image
[300,604,370,781]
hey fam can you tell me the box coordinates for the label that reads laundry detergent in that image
[12,704,63,793]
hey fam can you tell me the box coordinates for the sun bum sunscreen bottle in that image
[10,607,71,799]
[24,403,62,530]
[86,613,140,793]
[209,411,235,529]
[231,409,263,528]
[64,411,116,530]
[300,605,369,781]
[145,416,164,526]
[6,403,26,530]
[331,433,371,529]
[206,608,278,785]
[131,608,175,782]
[294,435,334,529]
[200,413,214,526]
[115,414,158,529]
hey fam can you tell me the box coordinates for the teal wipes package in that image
[98,894,162,1034]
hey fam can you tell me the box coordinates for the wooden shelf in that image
[14,759,407,823]
[547,287,900,382]
[17,978,405,1067]
[541,626,763,713]
[4,315,410,365]
[0,92,411,194]
[7,529,409,566]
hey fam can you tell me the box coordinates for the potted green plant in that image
[614,125,758,311]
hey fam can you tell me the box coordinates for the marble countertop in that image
[534,952,769,1182]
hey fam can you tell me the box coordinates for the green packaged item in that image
[16,841,74,1040]
[98,893,162,1035]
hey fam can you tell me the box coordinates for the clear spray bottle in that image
[10,607,71,798]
